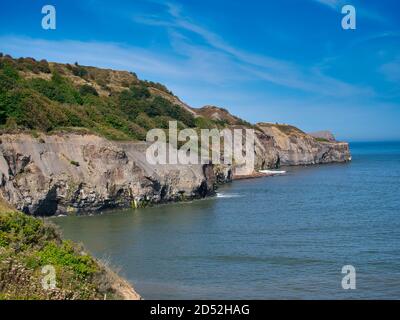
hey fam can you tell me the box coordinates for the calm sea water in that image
[53,142,400,299]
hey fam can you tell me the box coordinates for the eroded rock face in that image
[256,123,351,166]
[0,127,351,215]
[218,124,350,177]
[309,130,336,142]
[0,134,218,216]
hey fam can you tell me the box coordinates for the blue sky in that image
[0,0,399,141]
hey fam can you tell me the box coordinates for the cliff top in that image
[0,54,337,144]
[308,130,336,142]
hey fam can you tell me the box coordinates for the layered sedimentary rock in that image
[0,125,351,215]
[257,123,351,166]
[0,57,351,216]
[0,133,219,215]
[308,130,337,142]
[0,126,350,216]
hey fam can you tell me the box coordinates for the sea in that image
[53,142,400,299]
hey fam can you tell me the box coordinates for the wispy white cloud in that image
[310,0,387,23]
[0,0,375,99]
[380,57,400,83]
[133,1,373,98]
[0,0,378,103]
[313,0,340,9]
[0,36,186,78]
[0,0,396,139]
[0,35,252,88]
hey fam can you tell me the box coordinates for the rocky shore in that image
[0,127,350,216]
[0,56,351,216]
[0,55,351,300]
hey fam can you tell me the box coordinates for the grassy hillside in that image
[0,54,329,145]
[0,54,237,141]
[0,198,139,300]
[196,105,253,127]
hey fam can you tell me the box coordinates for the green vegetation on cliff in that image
[0,54,260,143]
[0,199,138,300]
[0,55,202,140]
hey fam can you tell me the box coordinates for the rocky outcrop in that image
[0,134,218,216]
[214,123,350,177]
[0,125,350,216]
[309,130,336,142]
[193,107,350,174]
[257,123,351,166]
[195,106,248,125]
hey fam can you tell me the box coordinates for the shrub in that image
[151,96,195,127]
[194,116,218,129]
[0,60,20,82]
[127,122,147,140]
[79,84,98,97]
[35,241,98,279]
[141,80,173,95]
[1,86,69,131]
[38,59,51,73]
[135,112,155,130]
[29,73,83,105]
[129,84,151,99]
[153,115,174,129]
[71,63,88,78]
[315,137,330,142]
[4,117,18,129]
[70,160,80,167]
[0,211,58,249]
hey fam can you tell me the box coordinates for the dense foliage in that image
[0,207,124,299]
[0,55,206,140]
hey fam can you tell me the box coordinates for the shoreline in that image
[49,172,276,218]
[233,172,276,180]
[49,161,354,218]
[0,200,142,300]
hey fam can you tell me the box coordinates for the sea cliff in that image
[0,133,217,215]
[0,55,351,215]
[0,128,350,216]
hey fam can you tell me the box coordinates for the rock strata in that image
[0,134,218,215]
[0,126,351,216]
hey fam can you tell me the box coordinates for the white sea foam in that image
[259,170,287,175]
[216,193,242,198]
